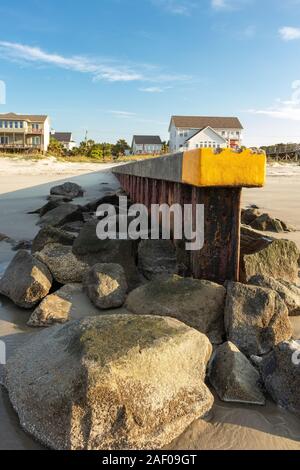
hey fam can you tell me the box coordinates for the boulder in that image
[137,240,177,280]
[225,282,292,357]
[60,221,85,234]
[4,315,214,450]
[73,222,140,290]
[39,204,83,228]
[36,243,89,284]
[241,208,261,226]
[28,284,83,327]
[209,341,265,405]
[0,233,9,242]
[84,263,128,309]
[47,195,74,203]
[82,193,121,213]
[258,341,300,415]
[250,213,285,233]
[126,275,226,344]
[249,275,300,316]
[50,182,84,198]
[28,284,101,328]
[240,226,299,284]
[28,199,66,217]
[0,250,52,308]
[31,226,76,254]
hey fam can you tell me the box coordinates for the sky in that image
[1,0,300,146]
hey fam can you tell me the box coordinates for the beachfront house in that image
[51,132,77,151]
[0,113,50,153]
[132,135,163,155]
[169,116,243,153]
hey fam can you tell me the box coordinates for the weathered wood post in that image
[113,148,266,284]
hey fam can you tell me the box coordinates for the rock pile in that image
[1,182,300,449]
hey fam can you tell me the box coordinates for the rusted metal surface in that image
[116,173,241,283]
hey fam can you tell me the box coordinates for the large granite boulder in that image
[50,182,84,198]
[249,275,300,316]
[36,243,89,284]
[73,221,140,290]
[4,315,214,450]
[258,341,300,415]
[137,240,177,280]
[0,250,52,309]
[225,282,292,357]
[31,226,76,254]
[240,226,299,284]
[28,199,67,217]
[126,275,226,344]
[84,263,128,309]
[39,204,83,228]
[209,341,265,405]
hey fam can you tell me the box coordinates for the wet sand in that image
[0,159,299,450]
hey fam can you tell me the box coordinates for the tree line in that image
[48,138,131,160]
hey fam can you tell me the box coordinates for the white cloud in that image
[0,40,190,85]
[139,86,171,93]
[108,110,137,117]
[152,0,194,16]
[248,81,300,121]
[279,26,300,41]
[211,0,250,10]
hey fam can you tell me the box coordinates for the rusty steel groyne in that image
[113,148,266,283]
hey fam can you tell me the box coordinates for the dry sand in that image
[0,157,299,450]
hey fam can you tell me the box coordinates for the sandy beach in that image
[0,157,299,450]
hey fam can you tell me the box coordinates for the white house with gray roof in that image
[169,116,243,153]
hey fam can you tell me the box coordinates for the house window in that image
[14,121,19,129]
[236,131,240,136]
[222,131,226,136]
[32,123,40,130]
[20,121,23,128]
[0,136,8,144]
[9,121,13,128]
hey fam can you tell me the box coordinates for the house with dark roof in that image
[169,116,243,152]
[52,132,76,151]
[132,135,163,155]
[0,113,50,152]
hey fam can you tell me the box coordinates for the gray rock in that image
[126,275,226,344]
[209,341,265,405]
[35,243,89,284]
[225,282,292,357]
[84,263,128,309]
[50,182,84,198]
[4,315,214,450]
[39,204,83,228]
[60,221,85,234]
[240,227,299,284]
[73,222,140,290]
[138,240,177,280]
[250,213,285,233]
[28,199,66,216]
[249,275,300,316]
[32,226,76,254]
[259,341,300,415]
[28,284,83,327]
[0,250,52,308]
[47,195,73,203]
[241,208,261,226]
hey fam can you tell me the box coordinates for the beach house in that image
[132,135,163,155]
[0,113,50,153]
[169,116,243,152]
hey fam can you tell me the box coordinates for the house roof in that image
[0,112,48,122]
[170,115,243,130]
[185,126,228,143]
[52,132,72,143]
[133,135,162,145]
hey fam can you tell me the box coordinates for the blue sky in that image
[1,0,300,146]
